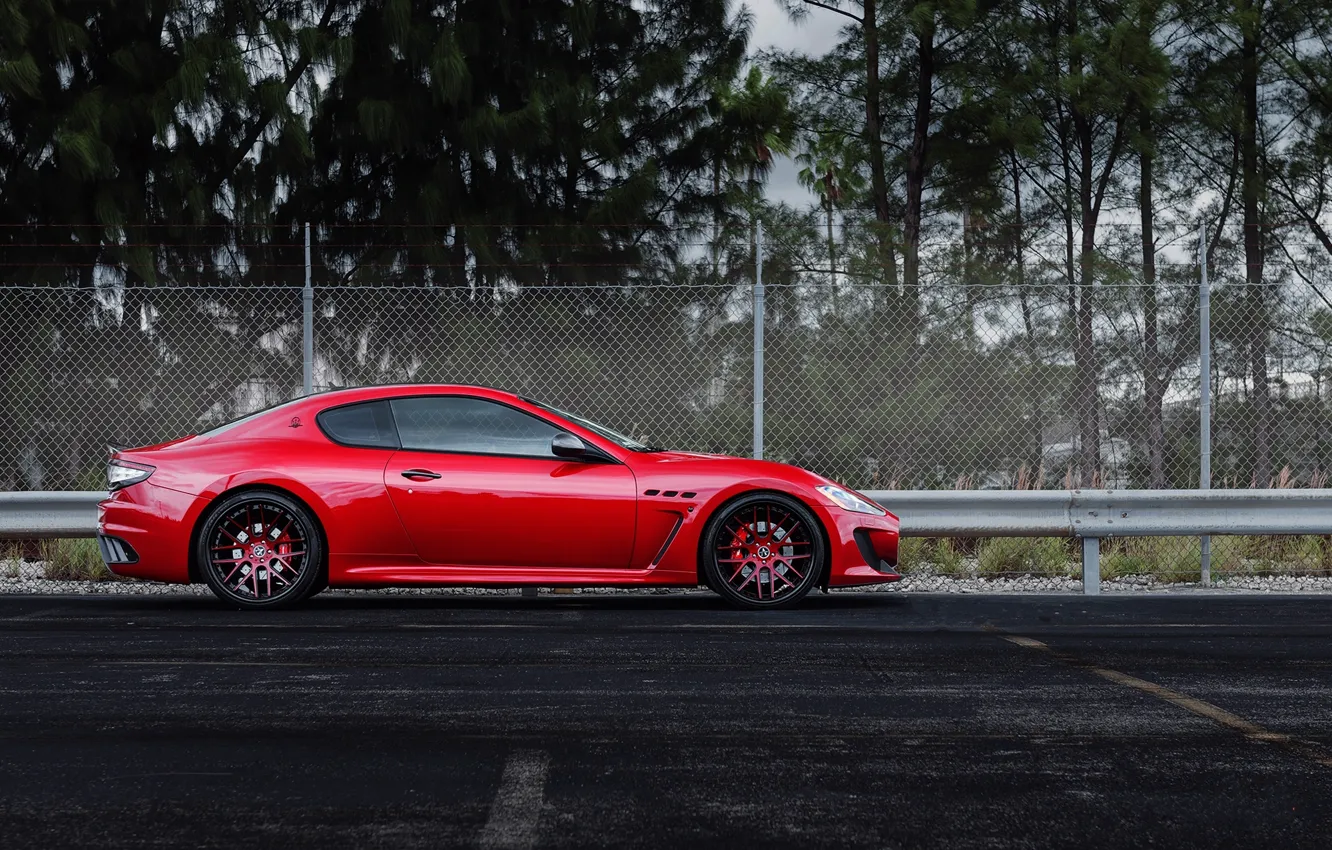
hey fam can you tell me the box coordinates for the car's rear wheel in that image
[198,490,324,610]
[701,493,826,610]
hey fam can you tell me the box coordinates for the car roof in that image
[198,385,533,441]
[305,384,526,407]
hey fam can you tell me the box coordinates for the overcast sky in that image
[746,1,848,208]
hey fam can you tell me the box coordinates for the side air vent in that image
[662,490,678,498]
[643,489,698,499]
[681,492,696,499]
[644,489,660,496]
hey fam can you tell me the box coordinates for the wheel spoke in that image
[777,560,804,580]
[207,501,311,603]
[715,501,816,604]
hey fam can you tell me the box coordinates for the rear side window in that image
[390,396,560,457]
[317,401,399,449]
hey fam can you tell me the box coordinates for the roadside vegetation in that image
[38,539,121,582]
[1,542,20,579]
[6,535,1332,585]
[898,536,1332,582]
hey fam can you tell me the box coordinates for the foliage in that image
[39,538,119,581]
[976,537,1074,578]
[2,0,1332,491]
[1,543,20,579]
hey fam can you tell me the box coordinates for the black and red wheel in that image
[197,490,324,609]
[701,492,826,609]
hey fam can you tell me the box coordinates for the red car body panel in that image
[97,385,901,590]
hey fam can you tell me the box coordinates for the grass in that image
[897,534,1332,583]
[39,539,120,582]
[932,538,969,577]
[897,537,970,577]
[1,542,21,579]
[1238,535,1332,576]
[977,537,1075,578]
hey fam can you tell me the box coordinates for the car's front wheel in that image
[701,493,826,610]
[197,490,324,610]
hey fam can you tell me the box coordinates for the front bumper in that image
[822,507,901,587]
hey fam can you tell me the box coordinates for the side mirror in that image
[551,432,589,459]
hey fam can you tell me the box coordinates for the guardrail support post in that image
[1082,537,1100,596]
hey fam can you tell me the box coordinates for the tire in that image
[700,492,826,610]
[197,490,325,610]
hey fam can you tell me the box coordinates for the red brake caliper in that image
[212,508,305,598]
[720,507,807,600]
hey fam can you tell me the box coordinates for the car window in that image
[317,400,400,449]
[390,397,561,458]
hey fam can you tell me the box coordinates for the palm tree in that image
[705,66,796,278]
[798,134,866,311]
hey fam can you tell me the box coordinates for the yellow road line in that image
[1001,634,1332,769]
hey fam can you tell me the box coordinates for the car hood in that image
[636,449,829,485]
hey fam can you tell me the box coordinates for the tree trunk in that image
[862,0,898,295]
[825,197,838,313]
[1011,154,1041,470]
[1070,0,1100,488]
[712,158,723,282]
[892,13,935,484]
[961,207,976,340]
[1139,110,1166,489]
[902,18,934,328]
[1240,0,1271,486]
[1076,157,1100,487]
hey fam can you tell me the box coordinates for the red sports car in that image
[97,385,900,609]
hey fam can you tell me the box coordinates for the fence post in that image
[302,222,313,396]
[1082,536,1101,595]
[1198,219,1211,586]
[753,219,765,460]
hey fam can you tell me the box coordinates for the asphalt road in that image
[2,592,1331,849]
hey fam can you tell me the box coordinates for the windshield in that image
[529,401,664,452]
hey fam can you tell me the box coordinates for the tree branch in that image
[204,0,339,205]
[797,0,863,25]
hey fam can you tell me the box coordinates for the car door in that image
[382,395,637,569]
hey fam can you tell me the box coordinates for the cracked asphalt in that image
[1,592,1330,848]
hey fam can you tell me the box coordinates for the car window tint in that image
[390,397,559,457]
[317,401,399,448]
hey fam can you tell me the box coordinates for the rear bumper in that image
[97,483,200,583]
[822,507,901,587]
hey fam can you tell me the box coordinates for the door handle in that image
[401,469,442,481]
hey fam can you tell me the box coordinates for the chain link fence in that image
[3,225,1332,588]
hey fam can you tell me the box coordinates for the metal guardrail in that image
[0,492,104,539]
[869,488,1332,594]
[4,489,1331,594]
[866,488,1332,538]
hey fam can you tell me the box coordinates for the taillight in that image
[107,459,155,491]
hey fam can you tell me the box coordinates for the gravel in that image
[4,560,1332,595]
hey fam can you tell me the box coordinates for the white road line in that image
[1001,634,1332,768]
[399,624,545,630]
[476,750,550,850]
[1002,635,1049,650]
[1,607,73,621]
[108,660,326,667]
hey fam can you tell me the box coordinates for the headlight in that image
[107,459,155,491]
[816,484,885,515]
